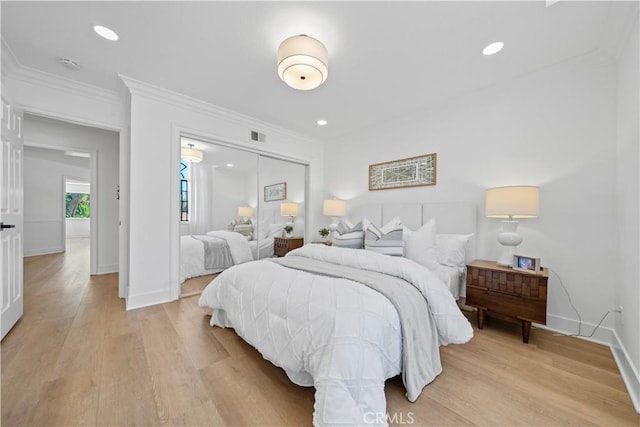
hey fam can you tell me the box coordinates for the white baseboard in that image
[24,247,64,257]
[96,264,118,275]
[611,330,640,414]
[126,288,174,311]
[536,314,640,414]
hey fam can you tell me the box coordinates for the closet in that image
[178,137,307,293]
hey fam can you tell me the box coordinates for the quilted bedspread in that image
[198,245,473,426]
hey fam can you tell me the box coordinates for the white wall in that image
[324,51,619,335]
[23,146,90,255]
[122,76,324,309]
[258,157,306,236]
[614,17,640,410]
[66,218,90,238]
[179,166,251,235]
[23,115,120,273]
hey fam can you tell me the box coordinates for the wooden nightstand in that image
[466,260,548,343]
[274,237,304,257]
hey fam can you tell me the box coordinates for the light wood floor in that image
[2,239,639,426]
[182,273,217,297]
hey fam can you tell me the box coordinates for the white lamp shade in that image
[181,146,203,163]
[277,35,328,90]
[238,207,253,217]
[280,202,299,217]
[323,199,347,217]
[486,186,539,219]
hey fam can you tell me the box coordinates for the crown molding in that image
[1,38,21,78]
[2,40,120,105]
[118,74,317,144]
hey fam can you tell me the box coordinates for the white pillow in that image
[436,233,473,268]
[380,216,403,234]
[332,231,365,249]
[254,220,269,240]
[403,218,440,272]
[364,220,404,256]
[267,223,284,238]
[334,218,354,235]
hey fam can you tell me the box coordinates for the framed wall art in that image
[369,153,437,191]
[264,182,287,202]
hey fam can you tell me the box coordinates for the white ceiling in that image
[1,1,635,140]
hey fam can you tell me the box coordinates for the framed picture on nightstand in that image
[513,254,541,274]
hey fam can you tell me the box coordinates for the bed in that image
[179,231,276,283]
[198,202,476,425]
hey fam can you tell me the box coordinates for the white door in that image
[1,98,24,340]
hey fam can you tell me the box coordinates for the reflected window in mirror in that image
[180,159,190,222]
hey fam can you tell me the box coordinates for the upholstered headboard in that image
[347,202,477,261]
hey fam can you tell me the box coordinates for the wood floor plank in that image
[138,305,214,424]
[2,238,639,427]
[162,296,230,370]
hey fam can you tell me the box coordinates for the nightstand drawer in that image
[466,285,546,324]
[467,266,547,300]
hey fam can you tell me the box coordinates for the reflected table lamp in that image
[280,202,299,225]
[238,206,253,220]
[486,186,539,267]
[323,199,347,240]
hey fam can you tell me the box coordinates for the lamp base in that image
[496,220,523,267]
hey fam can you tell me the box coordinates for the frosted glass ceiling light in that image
[181,143,203,163]
[277,35,328,90]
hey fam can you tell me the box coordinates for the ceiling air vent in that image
[250,130,266,143]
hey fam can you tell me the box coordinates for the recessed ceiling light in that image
[226,163,234,168]
[317,119,328,126]
[93,25,119,41]
[482,41,504,56]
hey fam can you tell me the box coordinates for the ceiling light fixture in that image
[317,119,328,126]
[483,41,504,56]
[277,35,328,90]
[181,144,203,163]
[226,163,234,168]
[93,25,119,41]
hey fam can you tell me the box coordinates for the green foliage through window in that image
[66,193,91,218]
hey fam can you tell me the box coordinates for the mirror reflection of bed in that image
[178,137,307,297]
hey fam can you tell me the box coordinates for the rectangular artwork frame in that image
[264,182,287,202]
[369,153,437,191]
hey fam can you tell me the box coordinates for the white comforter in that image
[199,245,473,426]
[180,231,253,283]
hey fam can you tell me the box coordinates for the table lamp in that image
[323,199,347,240]
[280,202,299,225]
[486,186,539,266]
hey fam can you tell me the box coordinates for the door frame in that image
[25,142,98,273]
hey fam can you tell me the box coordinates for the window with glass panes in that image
[180,160,190,221]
